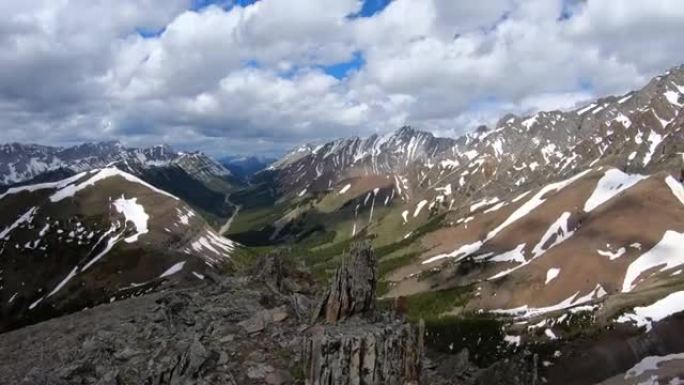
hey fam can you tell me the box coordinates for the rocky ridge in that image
[269,65,684,206]
[0,167,235,333]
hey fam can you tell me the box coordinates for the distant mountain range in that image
[0,142,246,228]
[219,155,276,180]
[0,141,231,186]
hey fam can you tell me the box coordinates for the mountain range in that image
[0,65,683,384]
[220,155,277,180]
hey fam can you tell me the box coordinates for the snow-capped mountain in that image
[270,65,684,202]
[270,126,457,193]
[229,65,684,339]
[0,167,235,332]
[0,141,232,186]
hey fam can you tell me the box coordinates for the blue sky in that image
[320,51,365,79]
[349,0,392,18]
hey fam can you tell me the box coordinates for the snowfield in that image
[622,231,684,292]
[617,291,684,332]
[532,212,574,258]
[113,196,149,243]
[584,169,645,212]
[160,261,186,278]
[624,352,684,379]
[488,169,590,240]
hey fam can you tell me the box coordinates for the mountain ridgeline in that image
[0,142,245,228]
[0,65,683,384]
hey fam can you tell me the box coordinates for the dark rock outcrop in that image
[312,242,377,324]
[304,242,424,385]
[303,320,424,385]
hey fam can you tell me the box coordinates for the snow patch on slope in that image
[617,291,684,331]
[584,169,646,212]
[489,170,590,240]
[47,266,79,298]
[489,243,527,263]
[490,284,607,318]
[160,261,186,278]
[0,171,89,201]
[642,130,663,166]
[545,268,560,284]
[622,231,684,292]
[339,184,351,194]
[665,176,684,205]
[624,353,684,379]
[598,247,626,260]
[532,212,574,258]
[470,197,500,212]
[423,240,483,264]
[113,196,149,243]
[414,200,428,218]
[0,207,38,239]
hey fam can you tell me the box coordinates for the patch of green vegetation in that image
[402,285,473,322]
[297,229,336,248]
[374,212,444,258]
[220,245,265,273]
[378,252,418,277]
[228,206,283,235]
[377,280,390,297]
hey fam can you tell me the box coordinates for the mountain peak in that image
[392,125,431,140]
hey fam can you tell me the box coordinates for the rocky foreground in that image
[0,245,439,385]
[5,242,684,384]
